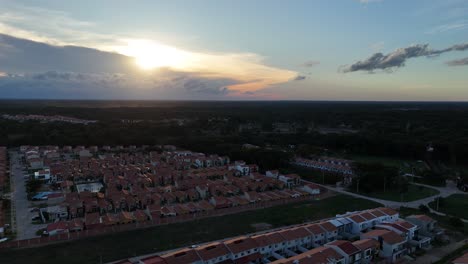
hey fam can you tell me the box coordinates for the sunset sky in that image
[0,0,467,100]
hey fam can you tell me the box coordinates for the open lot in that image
[0,194,382,264]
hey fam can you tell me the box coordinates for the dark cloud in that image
[0,33,135,74]
[0,34,242,99]
[293,75,307,81]
[0,70,239,99]
[183,79,230,95]
[446,57,468,66]
[342,42,468,73]
[302,60,320,68]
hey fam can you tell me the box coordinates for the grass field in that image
[347,154,408,167]
[429,194,468,219]
[350,184,439,202]
[0,195,382,264]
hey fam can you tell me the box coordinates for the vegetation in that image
[25,179,43,199]
[429,194,468,219]
[2,101,468,168]
[0,195,382,264]
[399,207,468,235]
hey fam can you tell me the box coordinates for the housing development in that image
[118,207,441,264]
[0,143,458,264]
[2,145,320,243]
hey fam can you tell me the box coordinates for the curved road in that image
[305,179,465,210]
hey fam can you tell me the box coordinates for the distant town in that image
[2,114,97,125]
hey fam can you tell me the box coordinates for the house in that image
[352,239,379,264]
[319,221,338,242]
[224,236,262,263]
[209,196,232,209]
[84,212,102,229]
[304,223,327,246]
[139,255,168,264]
[270,246,345,264]
[361,229,407,263]
[453,252,468,264]
[278,174,301,188]
[278,227,313,252]
[46,221,69,236]
[251,232,286,257]
[67,218,84,232]
[29,158,44,169]
[325,240,361,264]
[265,170,279,179]
[44,205,69,221]
[302,183,321,195]
[161,248,203,264]
[34,168,51,181]
[406,214,440,238]
[195,242,232,264]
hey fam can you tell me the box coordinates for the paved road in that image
[304,179,465,210]
[9,151,46,240]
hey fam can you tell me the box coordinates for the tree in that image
[419,204,430,213]
[351,162,402,193]
[449,217,464,228]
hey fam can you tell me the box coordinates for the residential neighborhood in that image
[8,145,323,239]
[117,207,443,264]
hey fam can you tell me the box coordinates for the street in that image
[9,151,47,240]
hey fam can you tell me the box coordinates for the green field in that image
[0,195,382,264]
[350,184,439,202]
[429,194,468,219]
[347,154,408,167]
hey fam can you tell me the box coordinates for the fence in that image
[0,192,326,250]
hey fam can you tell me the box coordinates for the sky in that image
[0,0,467,100]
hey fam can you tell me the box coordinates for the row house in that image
[361,229,407,263]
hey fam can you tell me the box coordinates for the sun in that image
[117,39,188,70]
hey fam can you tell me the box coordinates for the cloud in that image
[0,4,298,93]
[446,57,468,66]
[0,70,243,99]
[358,0,383,3]
[426,20,468,34]
[341,42,468,73]
[301,60,320,68]
[293,75,307,81]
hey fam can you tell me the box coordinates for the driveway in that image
[9,150,47,240]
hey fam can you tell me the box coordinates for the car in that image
[30,208,40,213]
[31,215,41,221]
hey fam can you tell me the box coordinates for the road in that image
[9,151,46,240]
[304,179,465,210]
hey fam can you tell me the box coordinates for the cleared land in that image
[0,194,382,264]
[429,194,468,219]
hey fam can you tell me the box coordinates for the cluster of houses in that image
[0,147,7,194]
[17,145,321,236]
[0,146,7,237]
[293,157,354,185]
[119,207,442,264]
[2,114,97,125]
